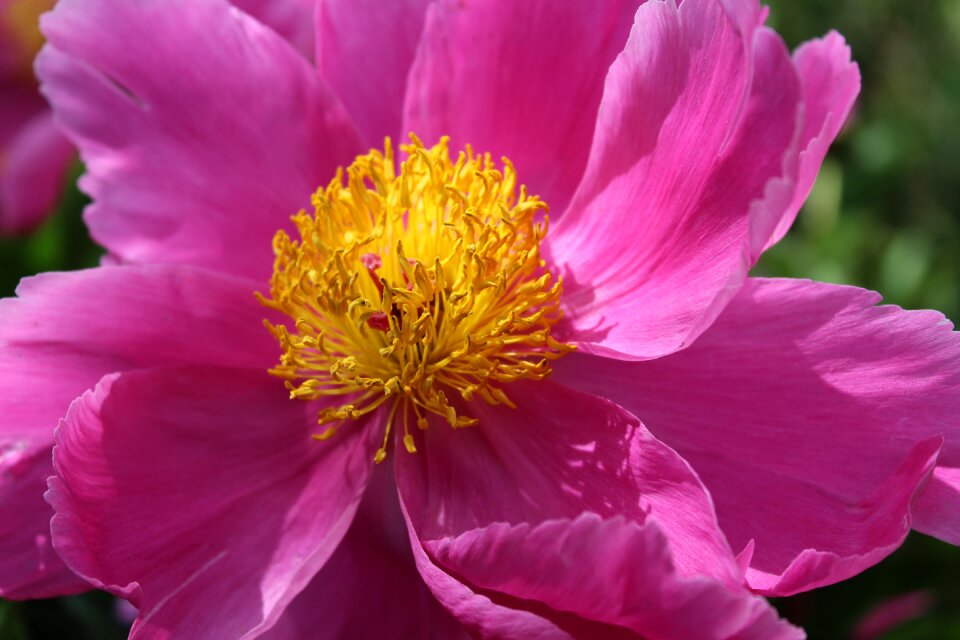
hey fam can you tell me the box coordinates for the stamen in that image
[260,136,573,462]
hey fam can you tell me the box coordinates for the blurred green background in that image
[2,1,959,638]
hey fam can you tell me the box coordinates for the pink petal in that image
[399,380,737,583]
[232,0,317,58]
[429,514,802,640]
[263,463,467,640]
[114,597,139,625]
[0,342,120,599]
[0,109,74,235]
[0,264,278,597]
[48,366,379,639]
[548,0,804,360]
[853,590,934,640]
[913,467,960,545]
[395,380,777,634]
[402,525,570,639]
[554,277,959,596]
[317,0,433,146]
[0,448,89,599]
[0,83,68,236]
[3,265,278,395]
[37,0,364,281]
[403,0,640,214]
[0,83,44,144]
[763,31,860,250]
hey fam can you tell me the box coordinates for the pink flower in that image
[0,0,72,235]
[0,0,956,639]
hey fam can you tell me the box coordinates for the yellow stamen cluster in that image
[259,136,573,462]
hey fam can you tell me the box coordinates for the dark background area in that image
[2,1,959,638]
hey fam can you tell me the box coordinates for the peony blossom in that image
[1,0,958,638]
[0,0,72,234]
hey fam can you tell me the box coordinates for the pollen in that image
[259,136,573,462]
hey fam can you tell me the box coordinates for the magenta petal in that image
[317,0,433,146]
[397,381,737,584]
[764,31,861,249]
[555,277,959,595]
[0,83,44,144]
[0,449,88,599]
[744,438,940,595]
[913,467,960,545]
[549,0,803,360]
[48,366,379,639]
[232,0,317,58]
[0,84,68,236]
[853,590,934,640]
[37,0,364,281]
[429,514,802,640]
[394,381,786,634]
[0,264,277,597]
[0,343,113,599]
[402,526,570,639]
[2,265,278,389]
[0,264,277,445]
[0,110,74,235]
[403,0,639,214]
[263,464,467,640]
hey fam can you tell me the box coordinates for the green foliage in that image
[0,162,98,298]
[761,0,960,322]
[0,600,29,640]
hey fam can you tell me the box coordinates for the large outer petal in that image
[395,381,794,637]
[430,514,802,640]
[316,0,433,146]
[1,266,276,390]
[554,278,959,595]
[401,527,570,639]
[263,462,467,640]
[37,0,364,281]
[548,0,804,360]
[403,0,640,214]
[48,366,379,640]
[0,448,87,599]
[0,264,276,598]
[762,31,860,250]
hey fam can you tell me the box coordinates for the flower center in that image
[260,137,573,462]
[2,0,54,81]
